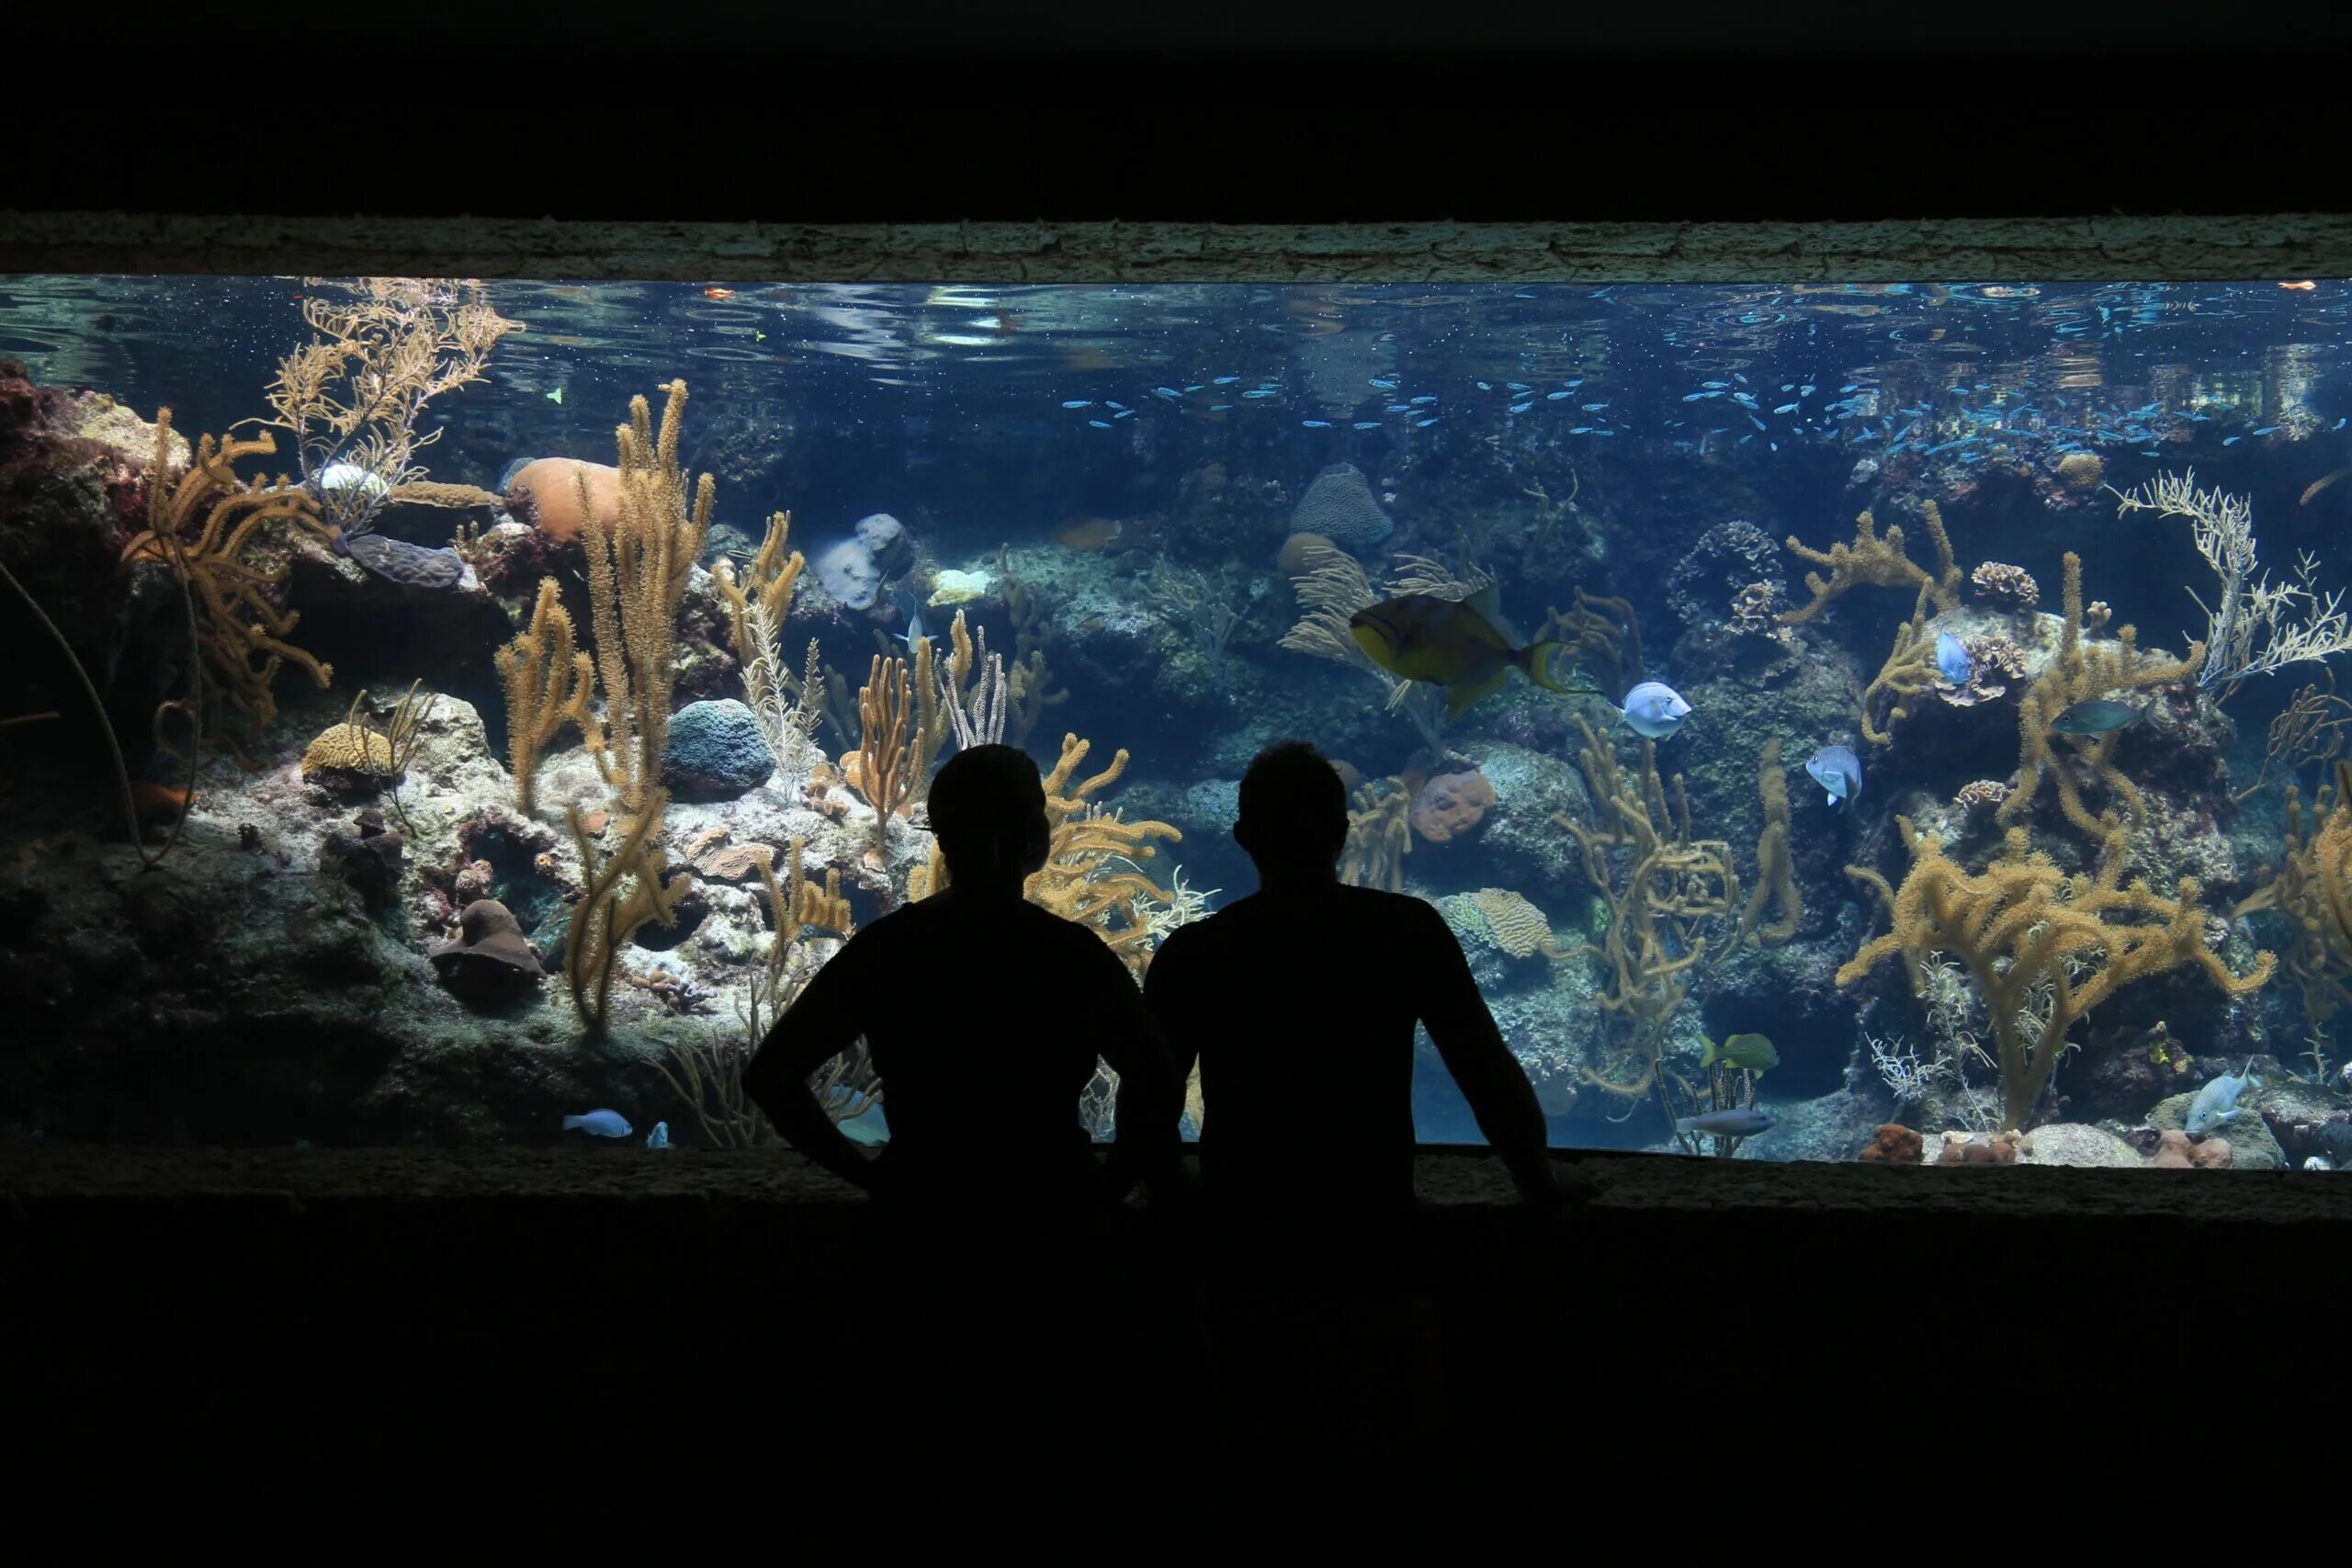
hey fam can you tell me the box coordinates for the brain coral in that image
[662,698,775,800]
[1467,887,1557,959]
[1290,463,1392,548]
[1409,769,1497,843]
[300,722,395,778]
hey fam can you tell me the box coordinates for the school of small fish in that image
[1033,281,2342,470]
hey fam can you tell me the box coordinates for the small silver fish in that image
[1676,1108,1775,1138]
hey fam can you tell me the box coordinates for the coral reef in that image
[1970,560,2040,612]
[1780,503,1961,626]
[119,417,337,762]
[1340,776,1412,891]
[260,276,517,543]
[2000,551,2201,838]
[2233,761,2352,1028]
[1023,732,1182,977]
[492,578,594,815]
[1838,815,2274,1131]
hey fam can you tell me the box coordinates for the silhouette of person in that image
[1145,739,1557,1503]
[743,742,1182,1447]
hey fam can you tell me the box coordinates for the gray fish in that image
[1805,743,1862,809]
[2185,1058,2260,1135]
[2052,698,2147,735]
[1676,1108,1775,1138]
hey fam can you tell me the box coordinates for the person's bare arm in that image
[1417,905,1556,1198]
[742,941,878,1193]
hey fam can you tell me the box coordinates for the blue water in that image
[3,275,2347,1164]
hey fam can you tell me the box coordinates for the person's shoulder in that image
[1334,882,1442,924]
[1157,891,1259,953]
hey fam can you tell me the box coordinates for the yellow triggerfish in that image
[1699,1032,1780,1073]
[1347,587,1589,717]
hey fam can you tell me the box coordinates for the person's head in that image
[1235,740,1348,881]
[928,743,1051,893]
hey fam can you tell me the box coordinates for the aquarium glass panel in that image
[3,275,2348,1171]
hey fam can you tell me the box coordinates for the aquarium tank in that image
[3,273,2351,1174]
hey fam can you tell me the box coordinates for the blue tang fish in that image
[563,1110,632,1138]
[1805,743,1862,808]
[2185,1059,2260,1135]
[1611,681,1692,739]
[1935,632,1972,684]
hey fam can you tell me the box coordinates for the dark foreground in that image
[6,1145,2343,1543]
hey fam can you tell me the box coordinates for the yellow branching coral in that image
[119,414,336,763]
[261,276,518,538]
[654,838,866,1148]
[2233,760,2352,1025]
[844,654,919,848]
[1340,778,1412,891]
[1780,502,1962,626]
[1860,615,1940,748]
[1740,738,1801,945]
[1838,816,2273,1131]
[564,788,693,1037]
[1537,588,1644,698]
[712,510,807,774]
[577,379,714,819]
[1027,732,1182,977]
[1999,550,2203,838]
[493,578,594,815]
[1555,715,1741,1104]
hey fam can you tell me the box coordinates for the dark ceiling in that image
[10,2,2346,223]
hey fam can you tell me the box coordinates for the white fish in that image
[2185,1060,2259,1135]
[1611,682,1691,739]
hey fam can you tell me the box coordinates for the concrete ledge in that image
[6,212,2351,283]
[6,1145,2341,1533]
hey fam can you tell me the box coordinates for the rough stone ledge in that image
[5,211,2352,283]
[6,1144,2344,1225]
